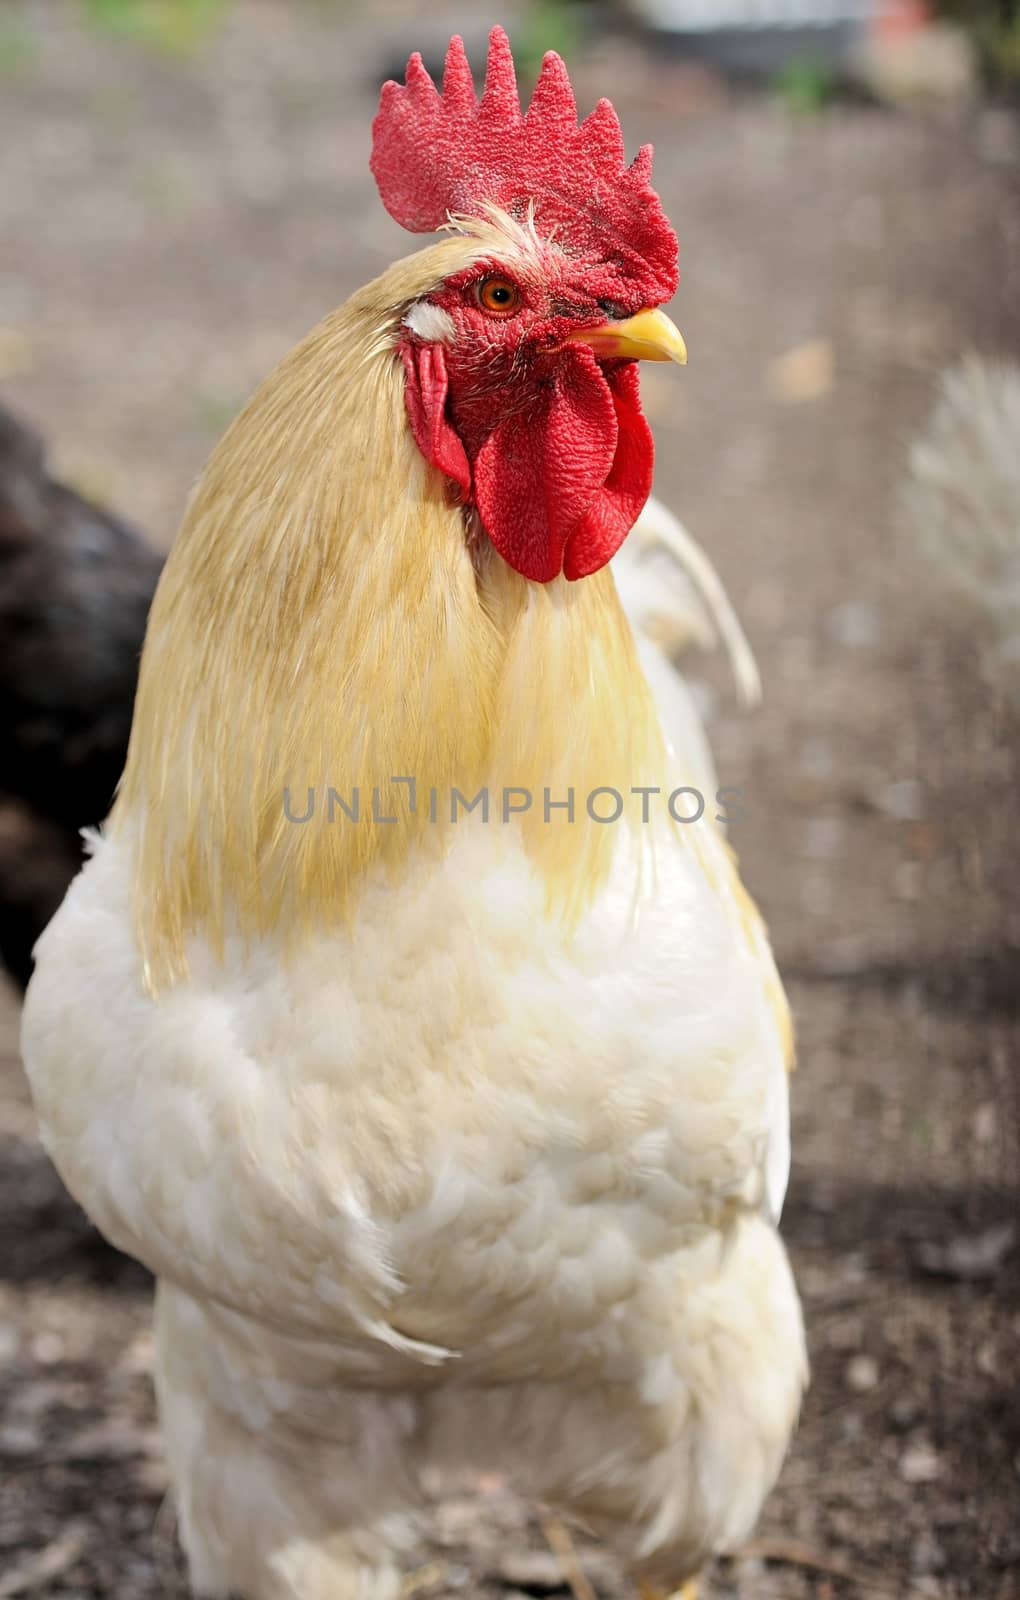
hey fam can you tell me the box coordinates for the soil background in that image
[0,5,1018,1598]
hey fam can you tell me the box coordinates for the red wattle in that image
[400,337,654,583]
[472,355,620,583]
[401,342,471,498]
[562,362,654,580]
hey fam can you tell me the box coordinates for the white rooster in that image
[904,354,1020,707]
[23,31,805,1600]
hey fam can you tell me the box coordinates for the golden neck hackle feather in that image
[114,226,670,986]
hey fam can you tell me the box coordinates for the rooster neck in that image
[115,254,665,987]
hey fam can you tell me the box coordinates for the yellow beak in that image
[567,307,687,366]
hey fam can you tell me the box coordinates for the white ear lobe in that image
[404,302,457,345]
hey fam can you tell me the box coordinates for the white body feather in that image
[22,505,804,1598]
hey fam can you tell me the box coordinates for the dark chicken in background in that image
[0,403,161,988]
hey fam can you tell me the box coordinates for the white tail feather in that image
[614,495,762,707]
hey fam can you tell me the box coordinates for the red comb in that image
[370,28,678,306]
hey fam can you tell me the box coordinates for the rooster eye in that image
[475,276,521,317]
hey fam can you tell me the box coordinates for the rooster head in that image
[371,28,685,584]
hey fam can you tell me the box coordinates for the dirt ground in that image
[1,4,1019,1598]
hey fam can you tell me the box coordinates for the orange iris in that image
[476,276,520,316]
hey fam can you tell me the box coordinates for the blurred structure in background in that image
[621,0,894,74]
[617,0,982,100]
